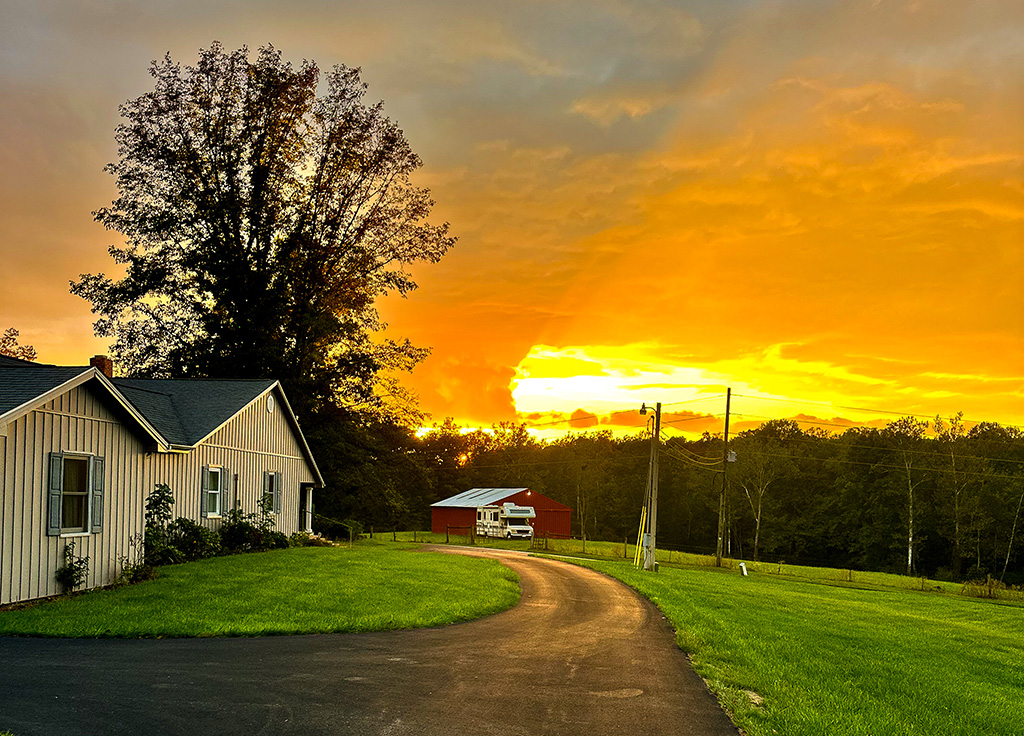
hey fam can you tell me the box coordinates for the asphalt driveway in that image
[0,548,737,735]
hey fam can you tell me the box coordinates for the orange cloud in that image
[2,0,1021,435]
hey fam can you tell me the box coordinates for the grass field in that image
[394,531,1015,599]
[572,557,1024,736]
[0,543,519,637]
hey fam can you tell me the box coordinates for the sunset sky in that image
[2,0,1021,437]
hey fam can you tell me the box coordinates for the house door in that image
[299,483,313,532]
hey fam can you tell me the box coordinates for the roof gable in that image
[113,378,275,447]
[113,378,323,486]
[0,365,169,449]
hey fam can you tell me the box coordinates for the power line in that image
[661,432,721,463]
[660,445,721,471]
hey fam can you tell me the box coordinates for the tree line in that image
[319,414,1024,585]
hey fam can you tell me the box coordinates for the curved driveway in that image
[0,548,737,736]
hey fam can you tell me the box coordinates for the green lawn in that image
[574,558,1024,736]
[0,543,519,638]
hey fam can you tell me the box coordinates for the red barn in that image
[431,488,572,539]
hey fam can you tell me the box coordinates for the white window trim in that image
[263,470,282,514]
[60,452,94,535]
[207,466,223,518]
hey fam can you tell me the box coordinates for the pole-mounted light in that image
[639,401,661,571]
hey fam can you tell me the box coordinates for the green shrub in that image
[144,483,178,565]
[55,541,89,592]
[116,557,159,585]
[167,518,221,560]
[143,484,220,565]
[115,533,158,585]
[219,498,282,553]
[265,531,290,550]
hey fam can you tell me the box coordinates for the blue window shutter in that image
[201,466,210,518]
[273,473,282,515]
[262,471,271,511]
[47,453,63,536]
[90,456,105,533]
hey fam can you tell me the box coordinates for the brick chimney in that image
[90,354,114,378]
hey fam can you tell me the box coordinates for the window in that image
[62,458,89,531]
[263,471,282,514]
[203,467,222,517]
[47,453,104,536]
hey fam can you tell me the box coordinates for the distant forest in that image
[316,414,1024,585]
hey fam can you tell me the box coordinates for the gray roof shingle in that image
[0,364,91,416]
[112,378,275,446]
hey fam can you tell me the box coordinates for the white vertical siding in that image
[0,385,148,606]
[148,389,316,536]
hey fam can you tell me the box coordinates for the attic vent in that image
[266,394,275,413]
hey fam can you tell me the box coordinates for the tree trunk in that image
[1000,488,1024,582]
[754,496,762,561]
[905,458,915,576]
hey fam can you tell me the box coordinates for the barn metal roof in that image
[431,488,530,508]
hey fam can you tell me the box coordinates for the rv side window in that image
[477,511,482,520]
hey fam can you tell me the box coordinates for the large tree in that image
[732,419,801,561]
[72,43,454,419]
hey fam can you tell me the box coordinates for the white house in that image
[0,354,324,605]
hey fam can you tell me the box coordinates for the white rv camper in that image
[476,502,536,539]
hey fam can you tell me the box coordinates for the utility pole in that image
[716,388,731,567]
[641,402,661,571]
